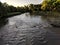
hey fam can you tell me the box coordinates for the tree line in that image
[0,0,60,18]
[29,0,60,12]
[0,2,30,18]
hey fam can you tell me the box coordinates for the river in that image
[0,13,60,45]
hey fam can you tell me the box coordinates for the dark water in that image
[0,13,60,45]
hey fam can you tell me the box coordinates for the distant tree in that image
[24,5,29,12]
[41,0,57,11]
[16,6,21,12]
[8,5,17,12]
[55,0,60,11]
[29,4,35,12]
[41,0,48,11]
[0,2,7,18]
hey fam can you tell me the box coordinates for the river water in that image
[0,13,60,45]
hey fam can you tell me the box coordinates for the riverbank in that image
[30,11,60,27]
[0,12,21,19]
[1,11,60,19]
[30,11,60,17]
[4,12,22,18]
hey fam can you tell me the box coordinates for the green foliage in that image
[0,2,7,18]
[0,2,30,18]
[41,0,60,11]
[0,0,60,18]
[29,4,42,13]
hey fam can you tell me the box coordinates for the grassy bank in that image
[0,12,21,19]
[30,11,60,17]
[5,12,22,18]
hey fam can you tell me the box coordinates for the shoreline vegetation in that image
[0,0,60,19]
[30,11,60,17]
[4,12,22,18]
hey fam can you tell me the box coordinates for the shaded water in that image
[0,13,60,45]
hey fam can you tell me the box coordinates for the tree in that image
[41,0,57,11]
[29,4,35,12]
[41,0,48,11]
[0,2,7,18]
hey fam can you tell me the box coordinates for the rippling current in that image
[0,13,60,45]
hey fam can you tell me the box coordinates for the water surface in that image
[0,13,60,45]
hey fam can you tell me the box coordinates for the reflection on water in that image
[0,18,8,45]
[0,18,8,28]
[0,13,60,45]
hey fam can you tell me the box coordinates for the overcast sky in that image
[0,0,43,7]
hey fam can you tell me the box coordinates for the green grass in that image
[7,12,21,15]
[3,12,22,18]
[31,11,60,17]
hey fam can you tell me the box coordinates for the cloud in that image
[0,0,43,6]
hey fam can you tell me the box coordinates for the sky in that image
[0,0,43,7]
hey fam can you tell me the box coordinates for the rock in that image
[50,24,60,27]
